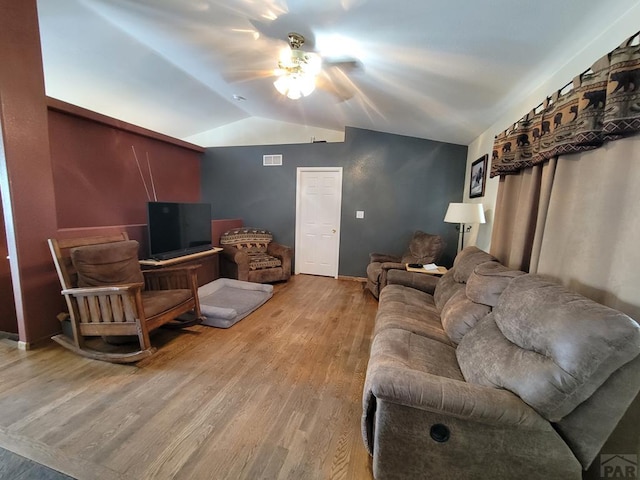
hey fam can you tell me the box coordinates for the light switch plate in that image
[356,210,365,219]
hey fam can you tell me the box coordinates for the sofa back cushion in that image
[452,248,496,283]
[457,274,640,423]
[466,261,525,307]
[71,240,144,288]
[433,247,496,311]
[440,289,491,344]
[433,270,462,311]
[400,231,445,264]
[220,227,272,253]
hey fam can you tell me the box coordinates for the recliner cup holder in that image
[430,424,450,443]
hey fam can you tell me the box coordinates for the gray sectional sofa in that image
[362,246,640,479]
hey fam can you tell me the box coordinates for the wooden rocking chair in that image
[48,233,202,363]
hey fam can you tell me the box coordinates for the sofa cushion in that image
[369,328,464,381]
[71,240,144,288]
[247,252,282,270]
[456,275,640,421]
[440,289,491,344]
[433,269,463,312]
[452,249,496,283]
[375,285,452,344]
[466,261,525,307]
[400,231,445,264]
[452,246,484,267]
[221,227,272,253]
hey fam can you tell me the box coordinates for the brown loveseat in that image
[362,246,640,479]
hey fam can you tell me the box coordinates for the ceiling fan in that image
[225,26,362,102]
[273,32,322,99]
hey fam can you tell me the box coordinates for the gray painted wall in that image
[201,127,467,277]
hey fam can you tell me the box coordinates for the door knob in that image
[332,229,336,233]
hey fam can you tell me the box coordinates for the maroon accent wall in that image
[48,99,203,231]
[211,219,243,246]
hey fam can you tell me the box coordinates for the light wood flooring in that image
[0,275,377,480]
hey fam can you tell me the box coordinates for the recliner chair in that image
[366,231,445,299]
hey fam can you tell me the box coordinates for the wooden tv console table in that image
[140,247,223,287]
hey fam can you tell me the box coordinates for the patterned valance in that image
[491,33,640,178]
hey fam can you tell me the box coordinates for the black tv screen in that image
[147,201,212,260]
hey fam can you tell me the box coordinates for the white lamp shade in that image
[444,203,486,224]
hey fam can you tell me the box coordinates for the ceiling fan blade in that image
[222,69,276,84]
[322,58,362,71]
[317,68,356,102]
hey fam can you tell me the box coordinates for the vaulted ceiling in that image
[37,0,639,146]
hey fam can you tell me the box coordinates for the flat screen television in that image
[147,201,212,260]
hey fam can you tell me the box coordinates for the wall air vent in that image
[263,154,283,166]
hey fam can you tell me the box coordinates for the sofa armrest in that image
[362,364,581,479]
[386,269,439,295]
[363,364,548,454]
[367,363,546,428]
[380,261,405,272]
[220,246,250,281]
[373,261,404,292]
[267,242,293,279]
[267,242,292,260]
[370,252,401,263]
[220,245,248,264]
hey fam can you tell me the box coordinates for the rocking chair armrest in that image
[61,283,144,297]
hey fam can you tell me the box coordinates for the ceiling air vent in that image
[263,154,283,166]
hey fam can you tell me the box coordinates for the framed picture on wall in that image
[469,154,487,198]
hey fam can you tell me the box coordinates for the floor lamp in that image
[444,203,486,253]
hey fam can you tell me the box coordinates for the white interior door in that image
[295,167,343,278]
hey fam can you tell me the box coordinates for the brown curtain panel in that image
[488,159,556,271]
[536,136,640,321]
[490,32,640,271]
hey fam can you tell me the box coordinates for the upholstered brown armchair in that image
[219,227,292,283]
[366,231,445,299]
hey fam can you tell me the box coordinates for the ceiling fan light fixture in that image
[299,75,316,96]
[273,74,315,99]
[273,32,321,100]
[287,87,302,100]
[274,76,290,95]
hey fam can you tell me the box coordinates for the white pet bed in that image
[197,278,274,328]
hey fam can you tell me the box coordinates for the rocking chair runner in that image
[48,233,203,363]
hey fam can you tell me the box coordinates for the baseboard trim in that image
[337,275,366,283]
[0,331,19,342]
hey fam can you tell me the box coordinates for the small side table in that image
[405,264,448,276]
